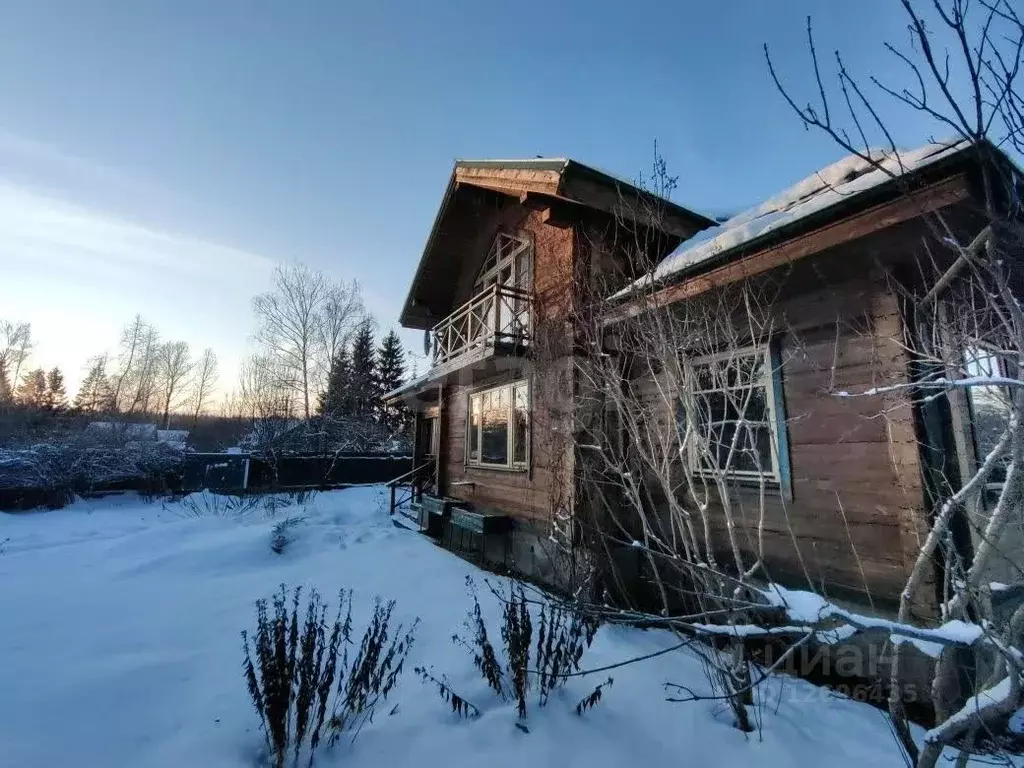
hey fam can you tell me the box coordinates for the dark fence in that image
[180,452,412,493]
[0,452,412,511]
[181,453,250,491]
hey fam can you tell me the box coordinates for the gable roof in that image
[398,157,715,329]
[614,138,1016,299]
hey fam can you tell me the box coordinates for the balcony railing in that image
[431,283,532,369]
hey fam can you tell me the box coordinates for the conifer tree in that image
[376,330,410,436]
[75,356,113,413]
[317,346,352,418]
[16,368,47,409]
[45,367,67,411]
[349,321,377,419]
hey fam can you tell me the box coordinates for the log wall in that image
[622,238,933,611]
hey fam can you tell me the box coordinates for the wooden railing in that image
[386,460,435,525]
[431,284,532,368]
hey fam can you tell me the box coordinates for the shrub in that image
[289,488,318,506]
[0,430,184,497]
[414,666,480,719]
[172,492,263,519]
[425,577,604,722]
[270,516,304,554]
[574,677,613,715]
[241,585,417,768]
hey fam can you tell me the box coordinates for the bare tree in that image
[318,280,365,381]
[561,77,1024,750]
[125,322,161,415]
[0,320,33,390]
[253,264,363,420]
[239,353,292,422]
[110,314,145,411]
[110,315,162,414]
[155,341,194,429]
[569,215,808,732]
[758,3,1024,763]
[189,348,219,426]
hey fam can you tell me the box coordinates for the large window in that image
[474,232,532,294]
[474,232,532,343]
[468,380,530,469]
[678,344,789,484]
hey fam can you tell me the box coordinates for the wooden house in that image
[387,143,1022,616]
[385,158,713,578]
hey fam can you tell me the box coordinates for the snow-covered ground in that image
[0,487,955,767]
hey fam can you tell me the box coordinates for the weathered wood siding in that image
[438,207,577,527]
[624,241,931,611]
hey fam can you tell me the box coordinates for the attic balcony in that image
[429,283,532,378]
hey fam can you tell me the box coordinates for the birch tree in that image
[110,315,161,414]
[0,320,33,391]
[125,323,161,414]
[190,348,218,425]
[253,264,364,420]
[155,341,194,428]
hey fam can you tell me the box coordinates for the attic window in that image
[474,232,532,293]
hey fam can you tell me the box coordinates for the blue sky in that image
[0,0,960,395]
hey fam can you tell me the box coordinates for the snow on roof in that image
[383,372,432,402]
[615,139,972,299]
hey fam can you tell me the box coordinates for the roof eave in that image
[398,170,460,329]
[562,158,717,231]
[454,157,570,173]
[638,140,991,295]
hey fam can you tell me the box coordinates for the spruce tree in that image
[74,357,113,413]
[349,321,377,419]
[317,347,352,418]
[376,330,410,436]
[46,367,67,411]
[16,368,48,409]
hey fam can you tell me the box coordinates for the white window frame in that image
[467,379,530,470]
[473,231,532,294]
[962,344,1015,502]
[421,416,439,457]
[681,345,784,484]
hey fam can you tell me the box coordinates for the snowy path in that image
[0,487,935,767]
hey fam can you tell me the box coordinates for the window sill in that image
[692,471,781,487]
[467,463,529,474]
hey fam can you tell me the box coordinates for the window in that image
[964,346,1014,503]
[419,416,439,457]
[467,380,530,469]
[474,232,532,294]
[474,232,533,343]
[678,344,789,484]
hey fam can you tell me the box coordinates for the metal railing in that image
[386,460,435,525]
[431,283,532,368]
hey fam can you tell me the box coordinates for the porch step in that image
[391,507,423,532]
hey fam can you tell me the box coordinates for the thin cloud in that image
[0,182,274,281]
[0,131,153,192]
[0,181,277,395]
